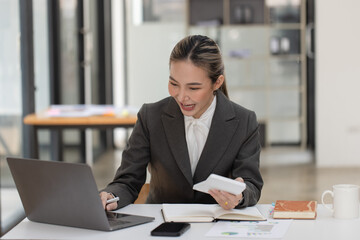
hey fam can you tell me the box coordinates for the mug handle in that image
[321,190,334,213]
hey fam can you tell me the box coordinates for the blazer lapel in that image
[193,92,239,183]
[161,98,193,186]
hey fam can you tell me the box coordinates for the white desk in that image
[1,188,24,235]
[3,204,360,240]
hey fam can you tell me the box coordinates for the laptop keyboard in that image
[107,212,132,226]
[108,219,131,225]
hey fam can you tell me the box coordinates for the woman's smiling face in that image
[168,60,223,119]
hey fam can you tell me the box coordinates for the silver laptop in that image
[7,157,154,231]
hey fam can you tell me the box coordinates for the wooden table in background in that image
[23,113,137,164]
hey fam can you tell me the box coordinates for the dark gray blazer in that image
[103,91,263,209]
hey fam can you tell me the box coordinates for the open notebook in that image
[162,204,266,222]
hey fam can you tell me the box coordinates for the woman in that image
[100,35,263,211]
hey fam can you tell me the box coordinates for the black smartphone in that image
[151,222,190,237]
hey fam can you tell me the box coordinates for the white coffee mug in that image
[321,184,360,219]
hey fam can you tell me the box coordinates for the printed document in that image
[206,219,292,238]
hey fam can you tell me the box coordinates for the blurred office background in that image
[1,0,360,236]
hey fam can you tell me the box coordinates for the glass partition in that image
[0,0,24,235]
[0,0,51,235]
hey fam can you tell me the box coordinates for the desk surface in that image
[3,204,360,240]
[24,113,137,127]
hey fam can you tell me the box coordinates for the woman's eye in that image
[170,82,178,87]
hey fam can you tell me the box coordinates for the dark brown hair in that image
[169,35,228,98]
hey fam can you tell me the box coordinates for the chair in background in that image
[134,183,150,204]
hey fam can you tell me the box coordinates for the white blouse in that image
[184,96,217,176]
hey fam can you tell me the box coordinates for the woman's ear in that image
[214,75,225,90]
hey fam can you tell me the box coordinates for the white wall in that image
[127,23,185,107]
[125,0,185,107]
[316,0,360,166]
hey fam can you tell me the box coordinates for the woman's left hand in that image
[208,177,244,210]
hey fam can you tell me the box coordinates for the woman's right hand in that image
[99,191,118,211]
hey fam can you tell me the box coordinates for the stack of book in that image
[273,200,317,219]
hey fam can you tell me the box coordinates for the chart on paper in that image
[205,220,292,238]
